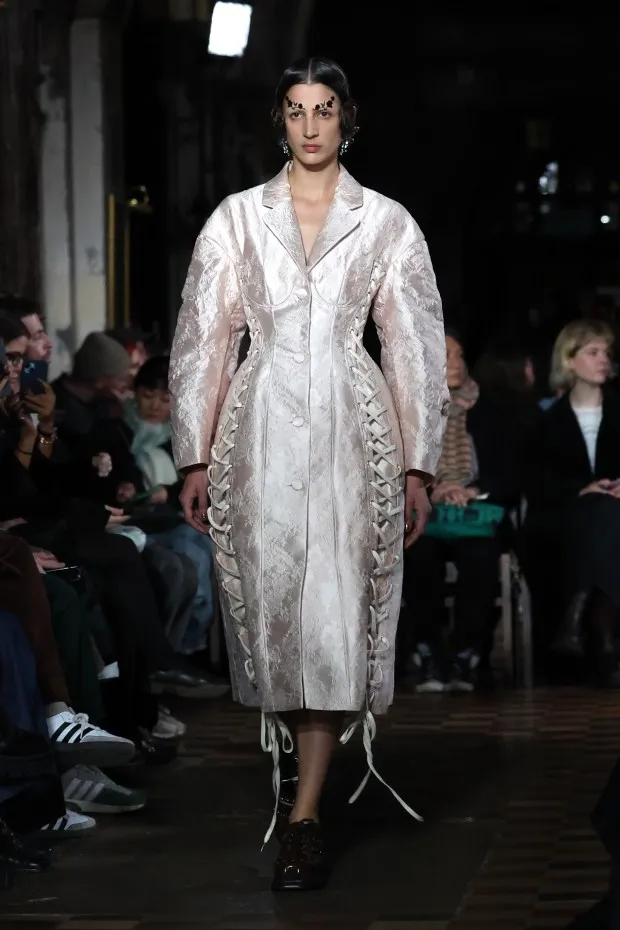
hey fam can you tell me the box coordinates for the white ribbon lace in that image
[260,712,294,848]
[208,319,262,688]
[340,708,423,821]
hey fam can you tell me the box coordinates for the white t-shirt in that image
[571,405,602,471]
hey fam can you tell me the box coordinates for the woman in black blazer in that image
[526,318,620,683]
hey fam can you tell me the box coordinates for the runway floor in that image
[1,684,617,930]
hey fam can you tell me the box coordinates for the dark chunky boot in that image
[552,591,590,657]
[272,819,329,892]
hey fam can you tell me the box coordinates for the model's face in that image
[282,82,342,168]
[446,335,466,390]
[569,339,611,387]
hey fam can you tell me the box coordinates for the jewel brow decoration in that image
[314,96,335,110]
[286,96,304,110]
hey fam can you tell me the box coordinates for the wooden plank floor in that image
[1,686,616,929]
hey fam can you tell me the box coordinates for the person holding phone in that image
[0,314,57,469]
[87,356,217,657]
[0,315,221,733]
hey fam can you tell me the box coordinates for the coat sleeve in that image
[169,228,246,471]
[371,217,449,478]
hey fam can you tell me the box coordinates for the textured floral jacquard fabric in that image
[169,164,449,715]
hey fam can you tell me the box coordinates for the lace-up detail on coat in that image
[341,315,422,825]
[208,316,263,690]
[347,315,403,706]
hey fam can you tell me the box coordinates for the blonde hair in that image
[550,318,614,392]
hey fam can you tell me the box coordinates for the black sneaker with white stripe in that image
[40,809,96,838]
[47,709,135,768]
[62,765,146,814]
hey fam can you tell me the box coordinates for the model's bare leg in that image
[281,709,344,822]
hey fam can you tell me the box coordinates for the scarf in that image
[435,376,479,487]
[123,398,178,490]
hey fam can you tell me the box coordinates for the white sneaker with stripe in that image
[62,765,146,814]
[47,709,136,767]
[40,809,96,836]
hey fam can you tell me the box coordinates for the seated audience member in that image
[0,316,224,728]
[52,332,132,449]
[88,356,215,655]
[0,534,134,765]
[526,319,620,686]
[0,293,53,365]
[106,326,154,389]
[472,340,540,439]
[471,339,543,530]
[402,330,530,693]
[0,609,93,864]
[32,547,147,814]
[44,329,207,664]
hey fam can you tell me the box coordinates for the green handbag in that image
[425,501,505,540]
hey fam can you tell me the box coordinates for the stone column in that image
[0,0,41,298]
[39,59,74,377]
[69,18,108,346]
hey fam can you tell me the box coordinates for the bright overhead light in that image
[208,2,252,57]
[601,214,611,224]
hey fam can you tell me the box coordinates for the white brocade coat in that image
[169,164,449,716]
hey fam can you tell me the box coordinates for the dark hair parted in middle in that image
[272,57,358,142]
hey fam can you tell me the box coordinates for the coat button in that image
[293,353,305,363]
[291,480,303,491]
[292,416,304,427]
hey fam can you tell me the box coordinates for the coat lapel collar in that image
[262,164,307,275]
[262,163,364,275]
[307,165,363,271]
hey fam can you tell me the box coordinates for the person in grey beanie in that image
[52,333,132,449]
[71,333,132,386]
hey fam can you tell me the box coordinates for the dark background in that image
[122,5,620,371]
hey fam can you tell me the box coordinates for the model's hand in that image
[180,469,210,535]
[404,473,431,548]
